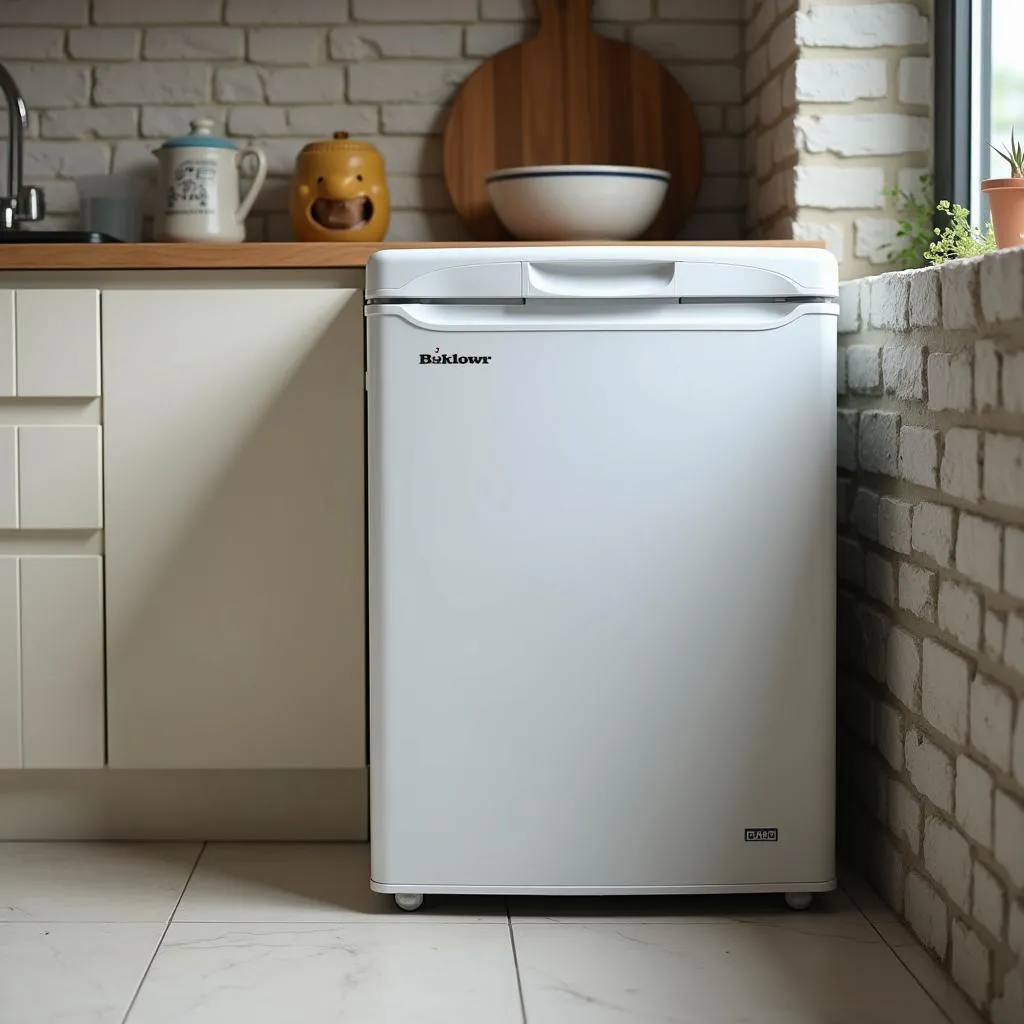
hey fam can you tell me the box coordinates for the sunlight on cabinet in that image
[103,288,365,770]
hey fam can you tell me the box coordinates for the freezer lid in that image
[365,245,839,302]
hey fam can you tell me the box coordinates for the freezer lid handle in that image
[523,260,678,299]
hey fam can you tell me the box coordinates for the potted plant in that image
[983,128,1024,248]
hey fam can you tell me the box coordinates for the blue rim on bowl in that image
[485,164,671,184]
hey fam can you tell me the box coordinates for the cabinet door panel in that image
[0,291,13,397]
[103,288,365,769]
[0,426,16,529]
[18,425,103,530]
[0,558,20,768]
[16,289,100,397]
[20,556,105,768]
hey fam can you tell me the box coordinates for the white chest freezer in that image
[366,246,839,912]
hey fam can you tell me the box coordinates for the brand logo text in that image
[420,353,492,365]
[744,828,778,842]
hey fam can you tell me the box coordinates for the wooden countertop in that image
[0,239,825,271]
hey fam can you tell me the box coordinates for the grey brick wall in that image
[838,251,1024,1023]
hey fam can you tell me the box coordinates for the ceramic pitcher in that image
[154,119,267,243]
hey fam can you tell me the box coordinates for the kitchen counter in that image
[0,239,825,271]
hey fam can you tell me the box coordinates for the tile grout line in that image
[506,901,529,1024]
[839,877,960,1024]
[119,841,208,1024]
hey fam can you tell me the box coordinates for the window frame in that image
[933,0,975,213]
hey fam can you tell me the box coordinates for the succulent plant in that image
[992,127,1024,178]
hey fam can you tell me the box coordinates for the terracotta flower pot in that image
[982,177,1024,248]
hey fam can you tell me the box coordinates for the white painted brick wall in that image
[0,0,747,241]
[941,428,981,502]
[970,677,1014,772]
[922,639,970,744]
[994,792,1024,888]
[929,353,974,413]
[912,502,954,567]
[865,552,896,606]
[793,167,885,210]
[973,862,1006,940]
[889,777,921,850]
[924,815,971,908]
[984,610,1005,663]
[878,497,912,554]
[905,869,949,956]
[936,580,982,651]
[794,58,886,102]
[899,426,938,487]
[906,728,954,812]
[796,113,929,157]
[840,252,1024,1024]
[897,56,931,106]
[1005,615,1024,676]
[883,346,925,400]
[859,411,900,476]
[898,563,935,622]
[1010,900,1024,956]
[952,920,991,1010]
[887,626,920,709]
[847,346,881,394]
[956,755,994,847]
[956,515,1002,592]
[752,0,933,276]
[983,434,1024,508]
[796,4,928,48]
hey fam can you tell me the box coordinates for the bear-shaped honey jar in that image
[289,131,390,243]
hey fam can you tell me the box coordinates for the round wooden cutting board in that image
[442,0,704,241]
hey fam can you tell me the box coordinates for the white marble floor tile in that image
[174,842,505,923]
[894,946,987,1024]
[0,842,202,922]
[0,922,165,1024]
[509,887,878,941]
[513,919,952,1024]
[126,922,523,1024]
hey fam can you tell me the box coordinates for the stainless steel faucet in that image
[0,62,45,231]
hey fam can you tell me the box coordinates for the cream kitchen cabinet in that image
[0,556,105,769]
[0,288,101,398]
[102,287,365,769]
[0,286,105,770]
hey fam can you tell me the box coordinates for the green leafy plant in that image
[881,171,934,269]
[923,200,996,264]
[992,127,1024,177]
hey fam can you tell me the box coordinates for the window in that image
[936,1,1024,226]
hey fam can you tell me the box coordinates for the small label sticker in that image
[165,159,218,216]
[744,828,778,842]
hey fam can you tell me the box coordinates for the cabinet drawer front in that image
[0,426,15,529]
[0,555,105,769]
[20,555,105,768]
[0,558,20,768]
[16,289,100,398]
[18,425,103,530]
[0,291,13,397]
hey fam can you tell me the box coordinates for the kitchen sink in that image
[0,231,123,243]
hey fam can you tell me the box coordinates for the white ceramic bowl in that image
[485,164,670,241]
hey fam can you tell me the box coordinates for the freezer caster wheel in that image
[395,893,424,912]
[785,892,813,911]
